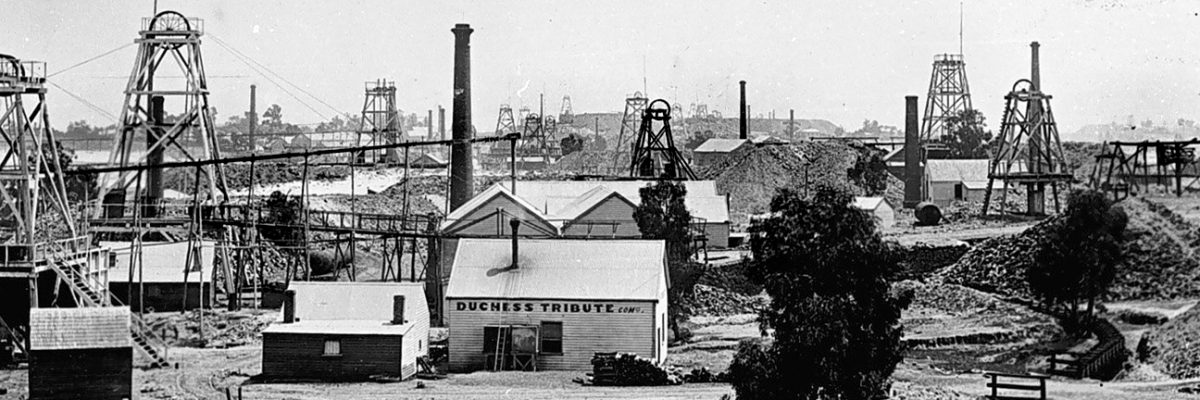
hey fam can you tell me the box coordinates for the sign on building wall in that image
[452,300,648,314]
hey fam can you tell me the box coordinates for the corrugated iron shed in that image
[29,307,130,350]
[446,238,666,301]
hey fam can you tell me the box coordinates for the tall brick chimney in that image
[449,24,475,211]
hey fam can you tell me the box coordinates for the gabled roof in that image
[30,307,130,350]
[446,239,666,301]
[694,138,748,153]
[288,282,426,321]
[925,159,990,183]
[440,184,558,234]
[413,153,447,166]
[104,240,216,283]
[548,186,636,221]
[853,196,891,211]
[498,180,726,223]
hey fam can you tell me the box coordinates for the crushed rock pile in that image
[888,381,977,400]
[698,141,870,226]
[549,150,628,175]
[938,197,1200,301]
[143,308,277,348]
[896,280,1037,316]
[682,284,767,316]
[1139,304,1200,379]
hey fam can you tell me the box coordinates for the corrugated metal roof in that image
[104,241,216,283]
[286,282,427,322]
[693,138,747,153]
[263,319,411,336]
[498,180,727,223]
[925,159,990,183]
[440,185,559,232]
[547,186,635,221]
[29,307,130,350]
[962,180,1007,190]
[446,239,666,301]
[853,196,890,211]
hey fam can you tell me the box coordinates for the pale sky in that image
[5,0,1199,133]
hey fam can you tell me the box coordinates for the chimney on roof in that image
[392,295,406,325]
[282,289,296,323]
[739,80,748,140]
[509,218,521,269]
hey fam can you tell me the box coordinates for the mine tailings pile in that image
[938,196,1200,301]
[697,141,903,225]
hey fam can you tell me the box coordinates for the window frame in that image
[322,338,342,357]
[539,321,563,355]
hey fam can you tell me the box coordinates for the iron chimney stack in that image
[903,96,922,208]
[509,219,521,269]
[392,295,406,325]
[1030,41,1041,91]
[450,24,475,212]
[739,80,747,140]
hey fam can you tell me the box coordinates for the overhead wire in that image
[47,42,136,78]
[208,34,347,117]
[206,37,330,121]
[47,81,120,123]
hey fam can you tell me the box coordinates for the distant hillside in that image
[1068,122,1200,142]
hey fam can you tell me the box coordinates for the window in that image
[540,321,562,354]
[323,339,341,356]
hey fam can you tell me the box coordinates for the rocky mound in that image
[681,284,767,316]
[897,280,1060,345]
[699,141,892,226]
[1139,304,1200,379]
[938,197,1200,301]
[143,308,277,348]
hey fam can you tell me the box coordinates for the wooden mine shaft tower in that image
[983,42,1073,216]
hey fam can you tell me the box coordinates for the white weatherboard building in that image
[445,238,668,372]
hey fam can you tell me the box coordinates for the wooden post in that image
[302,157,311,281]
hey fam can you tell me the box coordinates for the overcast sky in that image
[6,0,1199,133]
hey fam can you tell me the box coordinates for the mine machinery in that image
[982,42,1073,216]
[1091,139,1200,200]
[630,99,695,180]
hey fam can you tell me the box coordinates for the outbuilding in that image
[924,159,1005,206]
[105,241,214,312]
[445,238,668,372]
[853,196,897,228]
[261,282,429,381]
[28,307,132,400]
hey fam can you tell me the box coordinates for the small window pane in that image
[324,339,341,355]
[540,322,562,354]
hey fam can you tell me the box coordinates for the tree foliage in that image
[560,134,585,156]
[633,181,702,337]
[847,146,888,196]
[1028,188,1126,332]
[259,191,304,246]
[940,109,993,159]
[731,185,910,400]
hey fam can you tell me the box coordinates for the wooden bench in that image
[983,371,1048,400]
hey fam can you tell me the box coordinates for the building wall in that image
[693,152,728,169]
[928,181,958,206]
[873,204,896,228]
[561,198,641,238]
[262,333,402,380]
[110,282,209,312]
[30,347,132,400]
[701,222,731,248]
[446,298,661,371]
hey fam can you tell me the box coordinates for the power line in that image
[47,42,136,78]
[207,37,330,121]
[47,81,120,123]
[208,34,347,117]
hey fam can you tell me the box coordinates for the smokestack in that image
[392,295,406,324]
[438,106,446,141]
[282,290,296,323]
[145,96,165,217]
[903,96,922,208]
[739,81,747,140]
[449,23,475,211]
[789,109,795,137]
[249,85,257,152]
[1030,41,1041,91]
[428,109,434,138]
[509,219,521,269]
